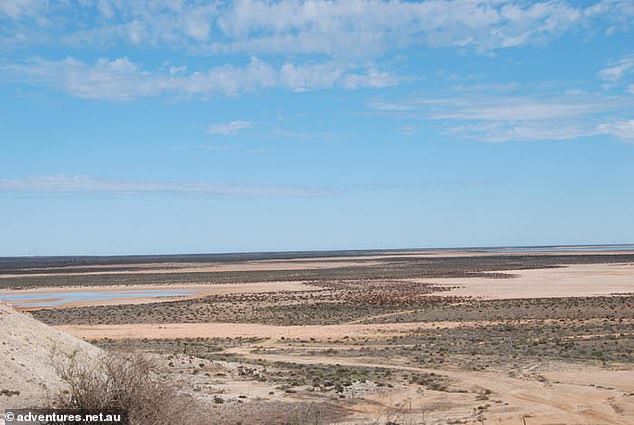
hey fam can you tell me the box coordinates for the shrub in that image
[52,350,200,425]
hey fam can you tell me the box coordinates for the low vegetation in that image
[51,350,200,425]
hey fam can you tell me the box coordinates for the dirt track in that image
[57,320,470,340]
[221,343,634,425]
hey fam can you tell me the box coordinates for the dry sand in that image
[0,260,382,279]
[6,249,634,279]
[4,254,634,424]
[6,262,633,311]
[57,319,634,425]
[254,249,634,260]
[222,340,634,425]
[12,259,632,425]
[421,262,634,299]
[352,362,634,425]
[56,321,454,340]
[55,318,634,341]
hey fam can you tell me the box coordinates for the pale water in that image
[0,288,193,308]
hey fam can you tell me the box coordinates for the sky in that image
[1,0,633,256]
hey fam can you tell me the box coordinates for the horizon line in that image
[2,242,633,260]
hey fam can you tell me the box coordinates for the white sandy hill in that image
[0,302,101,413]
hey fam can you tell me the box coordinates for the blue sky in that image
[1,0,633,256]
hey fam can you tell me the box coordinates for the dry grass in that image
[51,350,202,425]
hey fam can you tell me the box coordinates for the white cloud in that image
[596,120,634,141]
[5,57,395,100]
[0,0,43,19]
[3,1,634,56]
[271,129,333,141]
[279,62,346,92]
[342,68,399,89]
[208,120,252,135]
[366,101,415,112]
[599,55,634,82]
[72,1,219,45]
[368,88,634,142]
[445,122,599,142]
[5,57,163,101]
[182,8,213,41]
[0,175,334,196]
[213,0,598,55]
[423,97,607,122]
[370,92,623,121]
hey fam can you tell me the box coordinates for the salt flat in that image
[422,262,634,299]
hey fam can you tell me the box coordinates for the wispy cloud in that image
[271,129,334,142]
[208,120,252,135]
[367,87,634,142]
[0,175,335,197]
[3,57,398,100]
[599,54,634,82]
[444,122,600,143]
[596,120,634,142]
[196,145,237,151]
[0,0,43,20]
[203,122,333,142]
[422,96,609,122]
[214,0,592,55]
[397,125,416,136]
[2,1,633,56]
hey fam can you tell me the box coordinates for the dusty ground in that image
[3,250,634,290]
[423,262,634,299]
[3,262,632,316]
[0,260,385,279]
[54,317,634,340]
[223,343,634,425]
[91,326,634,425]
[5,262,631,311]
[2,249,634,424]
[56,320,492,340]
[4,249,634,280]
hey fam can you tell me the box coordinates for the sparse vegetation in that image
[3,251,634,424]
[51,350,201,425]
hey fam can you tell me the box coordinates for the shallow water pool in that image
[0,288,194,308]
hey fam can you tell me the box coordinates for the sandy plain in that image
[5,248,634,279]
[3,262,632,310]
[0,260,384,279]
[3,249,634,424]
[423,262,634,299]
[57,317,634,340]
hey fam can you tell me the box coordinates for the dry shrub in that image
[52,350,200,425]
[283,406,325,425]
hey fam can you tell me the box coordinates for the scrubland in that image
[2,250,633,424]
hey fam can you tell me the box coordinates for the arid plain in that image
[1,248,633,424]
